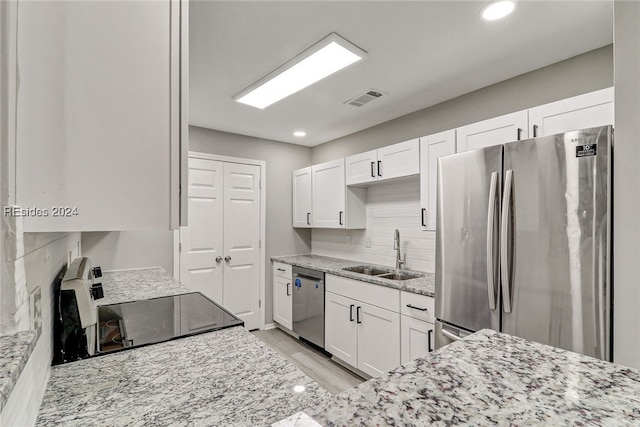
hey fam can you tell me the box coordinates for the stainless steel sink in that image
[378,272,423,281]
[342,266,423,281]
[342,266,392,276]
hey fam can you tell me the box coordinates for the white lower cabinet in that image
[272,262,293,330]
[273,276,293,330]
[357,302,401,377]
[401,316,434,365]
[400,290,435,364]
[325,275,400,377]
[325,291,358,367]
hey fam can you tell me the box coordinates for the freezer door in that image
[435,145,502,333]
[501,126,611,360]
[434,320,473,350]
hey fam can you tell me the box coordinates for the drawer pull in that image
[277,268,286,272]
[406,304,428,312]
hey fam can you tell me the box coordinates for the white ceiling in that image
[189,1,613,147]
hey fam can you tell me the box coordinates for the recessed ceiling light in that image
[293,131,306,137]
[293,385,306,393]
[481,0,515,21]
[234,33,367,109]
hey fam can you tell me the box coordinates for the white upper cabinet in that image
[15,0,185,231]
[419,130,456,231]
[345,139,419,185]
[312,159,346,228]
[528,87,614,137]
[292,167,312,228]
[345,150,378,185]
[456,110,529,152]
[311,159,366,229]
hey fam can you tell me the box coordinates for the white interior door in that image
[223,162,261,330]
[180,158,224,304]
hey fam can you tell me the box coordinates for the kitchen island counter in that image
[277,329,640,426]
[271,254,435,297]
[36,268,331,426]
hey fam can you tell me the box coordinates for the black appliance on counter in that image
[96,293,243,355]
[53,257,244,364]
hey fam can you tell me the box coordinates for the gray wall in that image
[613,1,640,369]
[82,231,175,274]
[189,126,313,323]
[312,45,613,164]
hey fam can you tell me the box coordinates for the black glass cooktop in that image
[97,292,243,354]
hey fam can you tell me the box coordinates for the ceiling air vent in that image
[345,89,385,107]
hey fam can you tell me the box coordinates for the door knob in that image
[215,256,223,263]
[224,256,232,262]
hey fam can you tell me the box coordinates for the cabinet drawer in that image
[400,291,435,323]
[272,262,292,279]
[326,274,400,312]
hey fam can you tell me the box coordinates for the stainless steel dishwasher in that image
[292,266,325,348]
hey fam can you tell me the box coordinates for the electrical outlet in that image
[347,235,352,245]
[30,287,43,339]
[366,238,372,248]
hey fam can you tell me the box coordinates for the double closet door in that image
[180,156,261,330]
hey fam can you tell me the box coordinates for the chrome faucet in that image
[394,229,406,270]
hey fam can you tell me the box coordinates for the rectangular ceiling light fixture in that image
[234,33,367,109]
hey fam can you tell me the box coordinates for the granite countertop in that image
[36,267,332,426]
[0,267,185,413]
[37,327,331,426]
[277,329,640,426]
[0,330,37,412]
[97,267,190,306]
[271,254,435,297]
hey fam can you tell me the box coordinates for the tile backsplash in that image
[312,176,436,273]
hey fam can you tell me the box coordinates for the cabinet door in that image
[345,150,378,185]
[273,275,292,330]
[312,159,346,228]
[419,130,456,230]
[528,87,614,137]
[325,291,358,367]
[400,316,434,365]
[456,110,528,152]
[292,167,312,228]
[16,0,178,231]
[377,138,420,180]
[357,302,400,377]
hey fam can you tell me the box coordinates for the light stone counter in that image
[0,331,37,411]
[271,254,435,297]
[36,268,332,426]
[276,329,640,426]
[97,267,190,306]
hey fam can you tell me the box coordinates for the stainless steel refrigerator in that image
[434,126,612,361]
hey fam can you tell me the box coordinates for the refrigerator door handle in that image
[486,171,499,310]
[501,169,514,313]
[441,328,464,342]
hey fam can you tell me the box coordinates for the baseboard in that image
[262,323,276,330]
[330,356,370,381]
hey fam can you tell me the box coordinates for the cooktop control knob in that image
[91,283,104,300]
[92,266,103,278]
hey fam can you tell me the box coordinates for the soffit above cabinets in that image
[190,1,613,147]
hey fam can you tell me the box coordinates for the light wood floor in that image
[252,328,365,395]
